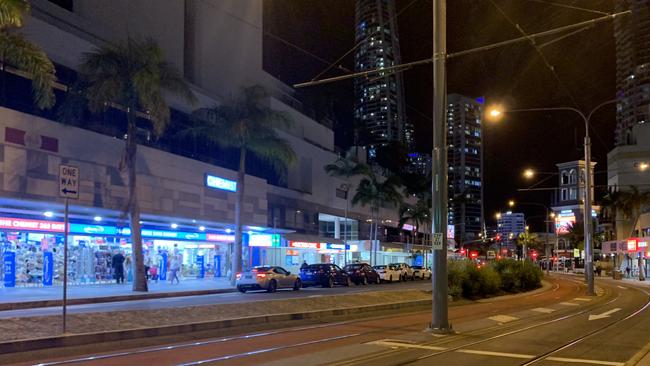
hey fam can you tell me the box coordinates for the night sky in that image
[263,0,617,231]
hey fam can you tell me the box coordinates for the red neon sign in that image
[0,217,65,232]
[289,241,319,249]
[627,238,638,252]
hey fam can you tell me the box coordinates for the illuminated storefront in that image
[0,215,234,288]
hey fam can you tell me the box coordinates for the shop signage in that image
[248,234,282,247]
[573,248,580,258]
[69,223,118,235]
[403,224,414,231]
[627,238,638,252]
[638,240,648,249]
[3,252,15,288]
[42,251,53,286]
[59,164,80,199]
[289,241,319,249]
[205,174,237,192]
[0,218,65,232]
[207,234,235,242]
[121,228,206,241]
[325,244,350,250]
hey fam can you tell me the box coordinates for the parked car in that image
[373,264,402,282]
[390,263,415,281]
[344,263,381,285]
[300,263,352,287]
[412,265,432,280]
[236,266,301,293]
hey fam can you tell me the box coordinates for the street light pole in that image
[430,0,450,333]
[490,99,616,296]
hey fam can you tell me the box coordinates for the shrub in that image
[447,260,468,299]
[461,261,482,298]
[516,261,543,290]
[492,259,542,292]
[478,265,501,296]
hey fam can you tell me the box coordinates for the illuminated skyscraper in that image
[447,94,484,245]
[354,0,409,158]
[614,0,650,145]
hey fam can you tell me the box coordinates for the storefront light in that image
[43,211,54,218]
[199,226,206,231]
[171,223,178,229]
[93,216,102,222]
[226,228,232,234]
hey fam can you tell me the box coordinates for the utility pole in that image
[430,0,451,333]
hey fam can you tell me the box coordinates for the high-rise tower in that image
[614,0,650,146]
[447,94,484,245]
[354,0,408,158]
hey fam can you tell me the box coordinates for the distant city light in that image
[43,211,54,218]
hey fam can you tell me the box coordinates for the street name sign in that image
[59,165,79,199]
[432,232,443,250]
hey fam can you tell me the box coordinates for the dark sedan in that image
[343,263,381,285]
[299,263,352,287]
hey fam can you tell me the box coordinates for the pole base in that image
[426,324,454,335]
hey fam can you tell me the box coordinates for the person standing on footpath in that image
[112,250,126,284]
[169,254,181,284]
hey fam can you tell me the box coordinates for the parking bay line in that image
[487,315,519,323]
[559,302,580,306]
[545,356,625,365]
[531,307,555,314]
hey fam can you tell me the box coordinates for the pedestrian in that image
[144,251,151,281]
[625,266,631,278]
[300,260,308,270]
[112,250,125,284]
[169,254,181,284]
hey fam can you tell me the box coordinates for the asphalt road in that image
[12,274,649,366]
[0,279,434,318]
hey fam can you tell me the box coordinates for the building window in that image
[561,189,568,201]
[569,169,577,184]
[561,171,569,185]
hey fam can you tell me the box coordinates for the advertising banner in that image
[3,252,15,288]
[42,251,53,286]
[159,252,168,281]
[197,255,205,279]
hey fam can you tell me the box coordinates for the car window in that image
[333,264,342,271]
[274,267,288,275]
[254,266,272,272]
[374,265,386,269]
[305,264,323,270]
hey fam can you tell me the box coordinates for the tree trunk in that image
[126,111,147,292]
[231,147,246,285]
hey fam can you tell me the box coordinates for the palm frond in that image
[0,32,55,108]
[0,0,29,29]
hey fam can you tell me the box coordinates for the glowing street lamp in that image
[640,162,649,171]
[523,169,535,179]
[508,200,515,208]
[495,212,502,220]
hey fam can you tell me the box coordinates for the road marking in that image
[531,307,555,314]
[546,356,625,365]
[488,315,519,323]
[588,308,621,321]
[559,302,580,306]
[368,340,446,351]
[308,295,323,298]
[456,349,533,359]
[617,286,627,290]
[574,297,592,302]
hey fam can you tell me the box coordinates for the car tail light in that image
[235,273,242,279]
[256,273,267,278]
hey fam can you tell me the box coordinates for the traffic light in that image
[469,251,478,259]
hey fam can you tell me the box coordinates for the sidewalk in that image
[0,278,235,310]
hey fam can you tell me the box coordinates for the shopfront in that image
[0,215,234,288]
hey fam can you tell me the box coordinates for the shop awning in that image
[283,233,345,245]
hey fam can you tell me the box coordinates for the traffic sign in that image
[432,232,443,250]
[59,165,79,199]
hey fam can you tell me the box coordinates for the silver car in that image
[236,266,301,293]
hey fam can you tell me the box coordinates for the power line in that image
[526,0,611,16]
[295,10,630,88]
[310,0,422,82]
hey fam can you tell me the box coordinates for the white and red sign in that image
[627,238,638,252]
[0,218,65,232]
[206,234,235,242]
[289,241,319,249]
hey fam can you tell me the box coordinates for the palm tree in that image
[188,85,296,285]
[77,37,195,291]
[517,231,540,260]
[324,150,369,263]
[619,186,650,233]
[399,199,430,245]
[0,0,55,108]
[352,170,403,265]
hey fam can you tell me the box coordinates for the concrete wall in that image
[0,107,267,227]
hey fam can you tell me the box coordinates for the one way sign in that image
[59,165,79,199]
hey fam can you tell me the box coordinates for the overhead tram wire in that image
[526,0,611,16]
[294,10,630,89]
[309,0,422,82]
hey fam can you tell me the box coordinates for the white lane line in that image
[617,286,627,290]
[574,297,592,302]
[487,315,519,323]
[531,307,555,314]
[546,356,625,365]
[368,340,446,351]
[559,302,580,306]
[456,349,534,359]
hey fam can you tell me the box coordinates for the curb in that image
[0,288,237,311]
[626,341,650,366]
[476,280,553,303]
[0,299,431,354]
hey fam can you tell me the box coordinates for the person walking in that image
[169,254,181,284]
[300,260,308,270]
[112,250,126,284]
[625,266,631,278]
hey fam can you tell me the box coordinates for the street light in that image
[508,200,515,208]
[488,99,617,296]
[523,169,535,179]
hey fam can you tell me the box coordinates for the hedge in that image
[447,259,543,299]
